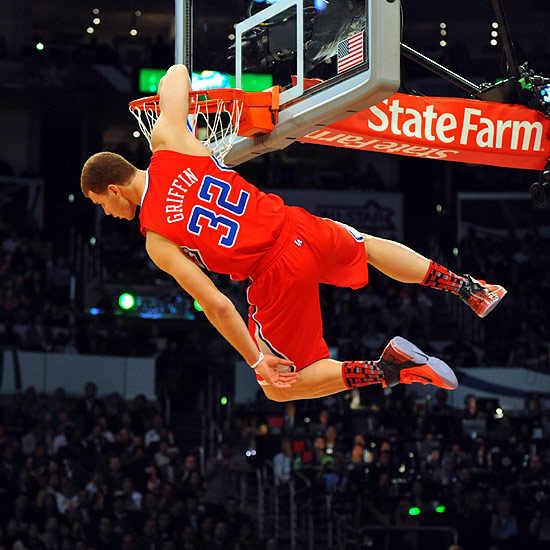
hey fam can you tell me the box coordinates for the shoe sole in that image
[390,336,458,390]
[476,286,507,318]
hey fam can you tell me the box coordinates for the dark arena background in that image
[1,2,550,549]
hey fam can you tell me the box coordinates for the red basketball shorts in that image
[247,206,369,377]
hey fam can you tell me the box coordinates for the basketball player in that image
[81,65,506,401]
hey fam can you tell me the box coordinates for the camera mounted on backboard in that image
[531,162,550,209]
[518,63,550,118]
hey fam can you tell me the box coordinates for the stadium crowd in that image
[0,378,549,550]
[0,212,549,550]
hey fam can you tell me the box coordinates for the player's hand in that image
[255,353,299,388]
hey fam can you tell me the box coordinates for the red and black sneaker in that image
[379,336,458,390]
[458,275,507,318]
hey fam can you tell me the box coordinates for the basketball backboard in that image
[226,0,401,166]
[172,0,400,166]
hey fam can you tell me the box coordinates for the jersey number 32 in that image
[187,176,250,248]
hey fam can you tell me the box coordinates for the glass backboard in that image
[226,0,401,166]
[172,0,401,166]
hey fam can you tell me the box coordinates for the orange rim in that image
[128,89,247,114]
[128,95,160,113]
[129,87,279,138]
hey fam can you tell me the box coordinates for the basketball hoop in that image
[129,88,279,161]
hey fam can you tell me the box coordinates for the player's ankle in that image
[342,360,384,389]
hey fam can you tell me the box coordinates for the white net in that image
[129,92,244,162]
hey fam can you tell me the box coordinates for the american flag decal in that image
[337,30,364,74]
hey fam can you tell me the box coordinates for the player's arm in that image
[151,64,211,156]
[145,230,297,386]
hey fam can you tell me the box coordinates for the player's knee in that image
[362,234,387,265]
[362,233,375,254]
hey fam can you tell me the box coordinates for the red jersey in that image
[140,151,286,280]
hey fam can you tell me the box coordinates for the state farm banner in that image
[299,93,550,170]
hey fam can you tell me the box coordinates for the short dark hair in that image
[81,152,137,195]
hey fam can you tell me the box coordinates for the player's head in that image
[81,152,139,220]
[81,152,136,195]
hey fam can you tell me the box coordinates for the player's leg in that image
[362,234,507,318]
[259,355,346,402]
[361,235,431,282]
[250,214,457,402]
[261,336,458,402]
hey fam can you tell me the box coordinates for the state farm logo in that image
[301,93,550,169]
[367,98,544,152]
[305,129,460,159]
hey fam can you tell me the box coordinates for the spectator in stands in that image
[182,469,204,500]
[273,437,293,486]
[345,442,367,492]
[456,488,490,550]
[140,491,160,525]
[519,454,550,488]
[221,497,248,542]
[36,492,60,526]
[105,392,126,430]
[113,427,135,462]
[78,382,103,420]
[181,452,199,483]
[153,438,172,478]
[529,500,550,550]
[281,401,307,437]
[120,476,143,513]
[423,446,447,486]
[144,414,175,451]
[131,395,154,438]
[307,406,331,438]
[123,445,150,492]
[55,479,78,515]
[92,515,118,550]
[138,516,160,550]
[236,520,259,550]
[324,425,344,457]
[182,494,204,532]
[203,439,249,517]
[180,524,198,548]
[156,510,177,544]
[110,493,136,536]
[198,515,216,548]
[263,538,279,550]
[358,471,392,527]
[311,434,327,471]
[318,454,348,495]
[12,492,37,532]
[489,495,519,549]
[120,533,138,550]
[23,522,48,550]
[104,455,124,492]
[10,464,37,504]
[41,515,60,550]
[155,481,178,516]
[206,520,231,550]
[370,447,397,481]
[85,469,108,513]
